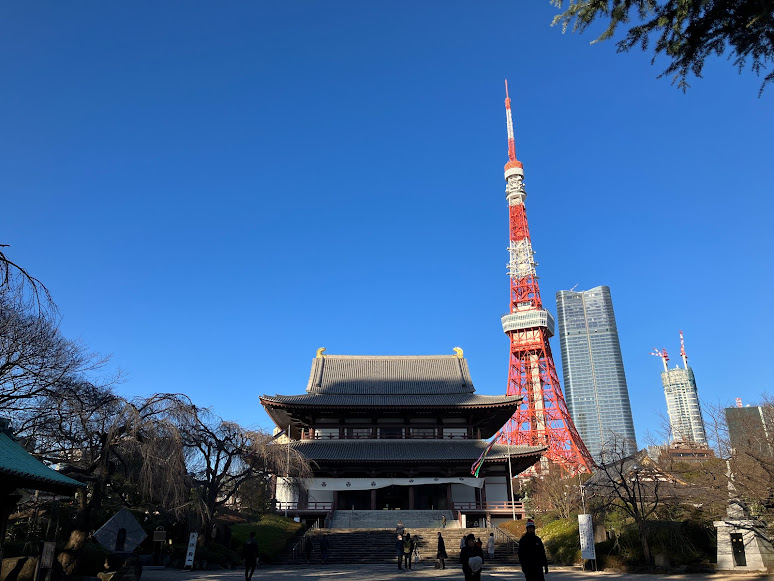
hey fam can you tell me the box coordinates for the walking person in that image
[436,532,448,570]
[460,534,466,550]
[396,519,405,536]
[441,515,447,528]
[487,532,495,561]
[243,532,258,581]
[396,535,404,569]
[402,532,415,570]
[460,533,484,581]
[304,535,313,563]
[319,533,330,564]
[518,519,549,581]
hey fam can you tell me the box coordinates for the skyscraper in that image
[556,286,637,460]
[652,332,707,446]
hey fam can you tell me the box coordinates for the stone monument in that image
[714,463,774,573]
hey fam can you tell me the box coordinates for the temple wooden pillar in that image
[408,486,415,510]
[371,488,377,510]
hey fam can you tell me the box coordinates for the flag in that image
[470,432,499,477]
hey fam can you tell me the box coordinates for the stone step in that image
[274,527,520,565]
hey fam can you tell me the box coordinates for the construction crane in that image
[650,348,669,372]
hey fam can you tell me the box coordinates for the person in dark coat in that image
[436,532,448,570]
[319,534,330,564]
[402,533,415,570]
[243,532,258,580]
[518,519,548,581]
[396,535,405,569]
[304,535,313,563]
[460,533,484,581]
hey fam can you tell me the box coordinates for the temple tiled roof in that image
[0,432,82,494]
[262,393,520,408]
[305,355,475,395]
[289,439,544,463]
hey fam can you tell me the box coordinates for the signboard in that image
[93,508,147,552]
[578,514,597,561]
[40,542,56,569]
[184,532,198,569]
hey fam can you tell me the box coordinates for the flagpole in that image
[507,437,516,520]
[285,424,290,518]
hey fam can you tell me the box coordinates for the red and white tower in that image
[499,81,593,473]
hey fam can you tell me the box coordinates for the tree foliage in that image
[551,0,774,92]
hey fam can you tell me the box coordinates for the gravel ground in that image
[142,564,774,581]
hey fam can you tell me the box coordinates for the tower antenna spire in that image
[504,80,517,163]
[679,330,688,368]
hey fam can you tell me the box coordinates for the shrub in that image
[541,518,580,565]
[231,515,303,563]
[72,541,111,575]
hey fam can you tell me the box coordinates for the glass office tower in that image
[556,286,637,460]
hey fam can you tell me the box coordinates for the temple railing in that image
[275,501,332,512]
[453,501,525,513]
[299,430,472,441]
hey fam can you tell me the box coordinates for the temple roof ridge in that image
[305,352,476,395]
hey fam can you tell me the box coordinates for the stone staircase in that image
[274,527,519,566]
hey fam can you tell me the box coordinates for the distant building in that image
[648,441,715,464]
[726,404,772,456]
[555,286,637,460]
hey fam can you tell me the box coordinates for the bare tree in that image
[0,283,110,423]
[585,436,683,563]
[528,463,586,519]
[19,387,193,573]
[178,406,311,540]
[0,244,52,309]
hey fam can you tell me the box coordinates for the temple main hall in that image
[260,349,545,527]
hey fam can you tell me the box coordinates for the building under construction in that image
[652,332,707,446]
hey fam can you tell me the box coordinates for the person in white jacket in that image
[487,533,495,560]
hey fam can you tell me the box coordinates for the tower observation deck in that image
[498,81,594,473]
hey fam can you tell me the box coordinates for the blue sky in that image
[1,2,772,447]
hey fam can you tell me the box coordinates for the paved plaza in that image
[143,565,774,581]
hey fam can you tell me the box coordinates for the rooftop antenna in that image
[679,330,688,368]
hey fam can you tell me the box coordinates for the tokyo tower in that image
[498,81,594,473]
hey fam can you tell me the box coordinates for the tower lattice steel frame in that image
[498,81,594,473]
